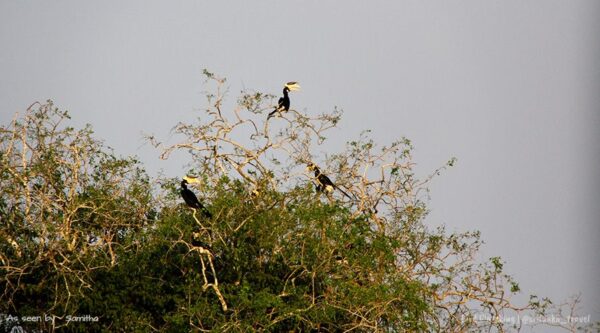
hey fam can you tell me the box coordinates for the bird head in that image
[285,82,301,92]
[306,162,317,173]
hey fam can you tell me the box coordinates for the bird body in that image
[314,169,335,194]
[180,177,212,218]
[268,82,300,119]
[307,163,351,199]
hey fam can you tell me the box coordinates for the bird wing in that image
[181,189,212,218]
[318,174,335,188]
[268,97,286,119]
[318,174,353,199]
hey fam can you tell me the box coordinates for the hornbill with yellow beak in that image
[180,176,212,218]
[306,162,352,199]
[267,82,301,119]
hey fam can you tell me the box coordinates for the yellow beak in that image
[183,175,201,184]
[286,82,301,91]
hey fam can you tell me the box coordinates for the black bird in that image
[180,176,212,218]
[267,82,301,119]
[306,163,352,199]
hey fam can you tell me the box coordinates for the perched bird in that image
[306,163,352,199]
[267,82,301,119]
[180,176,212,218]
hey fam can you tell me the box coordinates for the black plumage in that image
[180,179,212,218]
[307,163,352,199]
[267,82,300,119]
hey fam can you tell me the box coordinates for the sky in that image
[1,0,598,328]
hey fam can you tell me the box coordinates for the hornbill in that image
[267,82,301,119]
[180,176,212,218]
[306,162,352,199]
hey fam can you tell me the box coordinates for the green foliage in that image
[1,96,593,332]
[63,178,431,331]
[0,102,153,331]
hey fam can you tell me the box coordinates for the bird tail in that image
[336,186,353,200]
[201,207,213,219]
[267,109,278,119]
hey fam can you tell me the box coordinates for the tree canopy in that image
[0,74,595,332]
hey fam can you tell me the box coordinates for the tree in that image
[0,76,595,332]
[144,71,595,332]
[0,101,152,331]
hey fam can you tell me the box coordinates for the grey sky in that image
[1,0,598,327]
